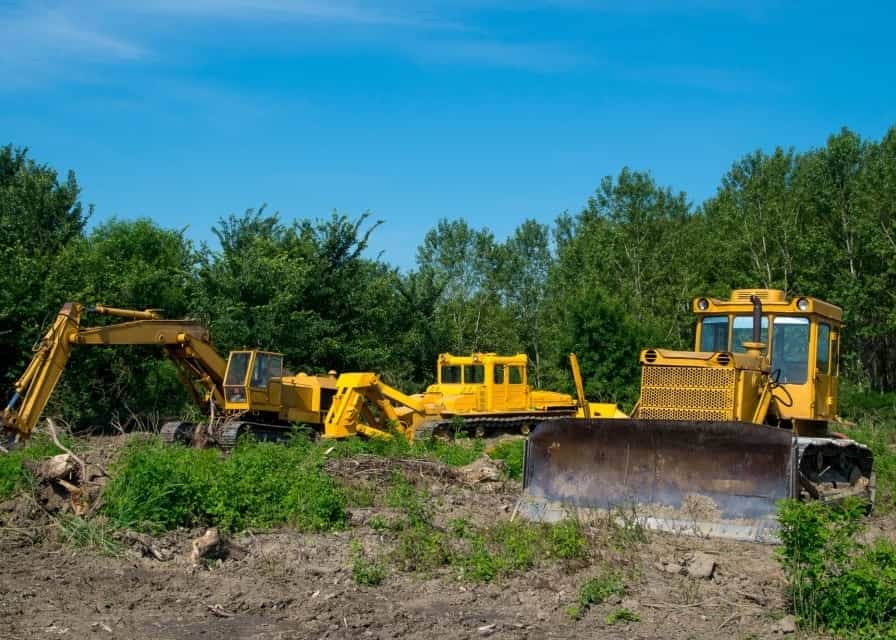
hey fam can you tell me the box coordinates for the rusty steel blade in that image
[518,419,797,542]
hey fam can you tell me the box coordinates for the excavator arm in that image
[2,302,227,441]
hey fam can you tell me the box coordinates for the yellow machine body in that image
[519,289,873,542]
[2,303,620,447]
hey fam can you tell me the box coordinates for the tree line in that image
[1,123,894,425]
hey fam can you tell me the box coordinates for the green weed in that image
[567,571,625,620]
[350,540,387,586]
[487,439,525,480]
[606,608,639,624]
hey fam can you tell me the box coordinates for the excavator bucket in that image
[516,418,797,542]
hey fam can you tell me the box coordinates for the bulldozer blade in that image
[516,418,797,543]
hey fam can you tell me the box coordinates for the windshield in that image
[225,352,250,386]
[731,315,768,353]
[771,317,809,384]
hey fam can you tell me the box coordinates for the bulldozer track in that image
[413,413,573,441]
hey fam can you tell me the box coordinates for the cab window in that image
[440,365,461,383]
[508,366,524,384]
[771,317,810,384]
[494,364,504,384]
[816,323,831,374]
[250,353,283,388]
[464,364,485,384]
[732,315,768,353]
[700,316,729,352]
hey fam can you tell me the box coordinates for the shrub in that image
[778,499,896,637]
[103,435,346,533]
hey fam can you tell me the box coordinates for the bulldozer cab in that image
[223,350,284,411]
[431,353,529,413]
[692,289,842,424]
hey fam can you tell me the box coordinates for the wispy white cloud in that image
[414,39,589,72]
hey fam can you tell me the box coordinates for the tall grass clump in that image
[778,499,896,638]
[103,434,346,533]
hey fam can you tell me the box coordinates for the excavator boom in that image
[2,303,227,441]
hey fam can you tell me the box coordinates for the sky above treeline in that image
[2,1,894,269]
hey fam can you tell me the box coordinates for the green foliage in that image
[606,608,640,624]
[840,384,896,508]
[102,436,346,533]
[567,571,625,620]
[7,125,896,435]
[487,439,524,480]
[350,540,387,586]
[778,499,896,637]
[55,514,122,556]
[0,434,66,499]
[547,517,589,560]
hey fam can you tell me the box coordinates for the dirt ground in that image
[1,435,891,640]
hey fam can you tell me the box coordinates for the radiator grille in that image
[639,365,735,421]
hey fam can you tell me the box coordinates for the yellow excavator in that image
[1,303,620,448]
[518,289,875,542]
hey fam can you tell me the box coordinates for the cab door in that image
[505,365,528,410]
[814,324,836,419]
[490,364,509,411]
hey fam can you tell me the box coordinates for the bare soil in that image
[1,434,891,640]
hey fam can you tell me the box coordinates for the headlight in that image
[797,297,810,311]
[697,298,709,311]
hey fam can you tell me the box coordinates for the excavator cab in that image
[223,350,284,411]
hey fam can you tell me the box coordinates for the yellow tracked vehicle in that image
[518,289,875,542]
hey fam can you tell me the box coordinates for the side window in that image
[250,353,283,388]
[816,323,831,374]
[508,366,524,385]
[464,364,485,384]
[440,365,461,383]
[732,315,768,353]
[699,316,729,352]
[494,364,504,384]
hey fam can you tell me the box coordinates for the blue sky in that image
[2,1,894,269]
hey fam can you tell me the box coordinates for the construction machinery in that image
[2,303,620,448]
[518,289,875,542]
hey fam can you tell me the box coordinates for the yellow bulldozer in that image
[518,289,875,542]
[1,302,620,448]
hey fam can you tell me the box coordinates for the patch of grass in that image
[331,431,486,469]
[0,433,67,499]
[487,439,525,480]
[103,435,346,533]
[547,516,589,560]
[567,571,625,620]
[839,384,896,509]
[55,514,122,556]
[778,499,896,638]
[350,540,386,586]
[456,518,589,582]
[606,608,639,624]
